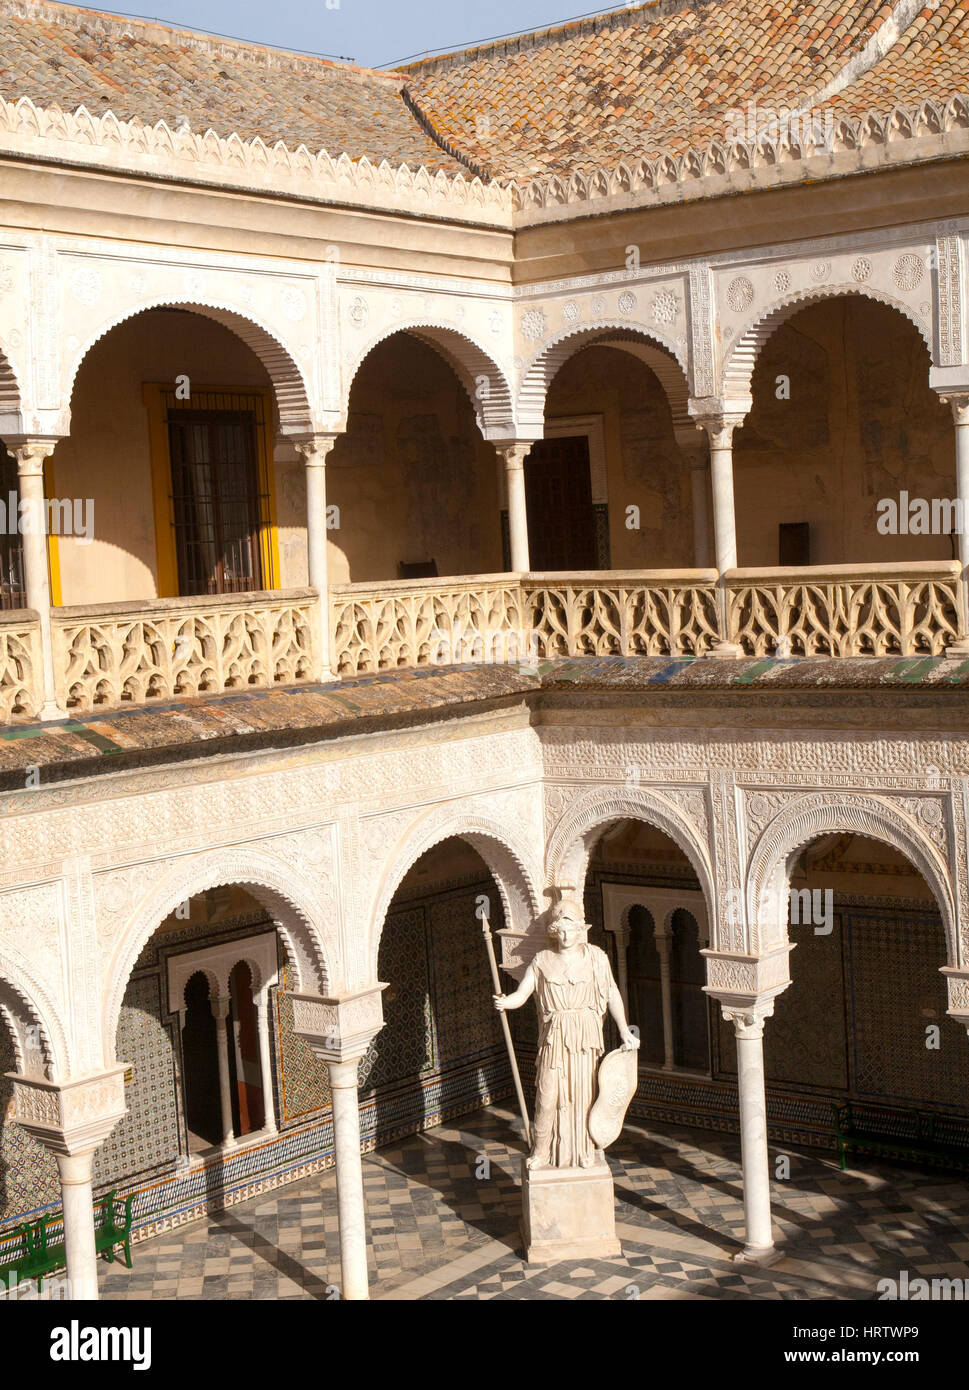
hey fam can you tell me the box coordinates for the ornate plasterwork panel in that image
[50,240,329,435]
[358,783,545,987]
[745,790,957,961]
[936,225,966,367]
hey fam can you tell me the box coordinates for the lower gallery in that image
[0,0,968,1313]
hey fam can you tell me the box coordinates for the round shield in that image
[588,1046,638,1150]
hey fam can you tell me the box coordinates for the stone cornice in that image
[1,91,967,233]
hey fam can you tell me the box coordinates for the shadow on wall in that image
[0,1025,60,1232]
[367,870,513,1153]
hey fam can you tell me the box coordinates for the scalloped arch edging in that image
[344,320,516,438]
[63,297,317,435]
[367,806,542,979]
[103,847,332,1058]
[746,792,957,961]
[544,785,715,930]
[721,282,935,397]
[517,320,689,432]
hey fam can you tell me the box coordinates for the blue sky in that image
[81,1,610,68]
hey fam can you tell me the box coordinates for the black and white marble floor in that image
[94,1105,969,1301]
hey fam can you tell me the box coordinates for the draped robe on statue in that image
[530,943,613,1169]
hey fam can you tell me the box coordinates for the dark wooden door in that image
[524,435,596,571]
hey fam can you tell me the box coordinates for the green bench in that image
[832,1102,969,1175]
[0,1190,134,1293]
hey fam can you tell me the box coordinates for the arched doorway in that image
[534,339,699,571]
[735,296,952,567]
[329,333,505,584]
[752,833,969,1146]
[53,306,298,605]
[367,836,511,1143]
[181,971,222,1151]
[585,817,710,1080]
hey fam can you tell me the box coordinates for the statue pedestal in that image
[521,1158,622,1264]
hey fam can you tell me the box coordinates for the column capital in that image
[9,1066,127,1156]
[939,393,969,427]
[942,967,969,1034]
[495,441,535,470]
[289,984,386,1064]
[721,1000,774,1037]
[8,437,62,477]
[293,434,339,466]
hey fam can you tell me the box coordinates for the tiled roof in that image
[0,0,465,171]
[402,0,959,178]
[822,0,969,117]
[0,0,967,187]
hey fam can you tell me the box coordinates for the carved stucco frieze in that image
[11,1066,127,1155]
[289,984,386,1063]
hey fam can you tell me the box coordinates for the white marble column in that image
[941,394,969,654]
[654,921,676,1071]
[11,439,61,718]
[289,984,386,1302]
[691,409,748,657]
[55,1151,99,1299]
[214,996,235,1146]
[498,444,532,572]
[725,1003,777,1261]
[255,991,277,1135]
[295,435,338,681]
[12,1068,127,1302]
[327,1056,369,1301]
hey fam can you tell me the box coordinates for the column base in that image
[38,700,63,723]
[944,637,969,660]
[705,641,745,660]
[521,1158,621,1264]
[734,1242,782,1266]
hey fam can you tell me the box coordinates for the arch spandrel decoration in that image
[102,846,333,1064]
[516,320,690,436]
[342,321,516,440]
[745,791,958,963]
[61,298,318,437]
[544,785,716,942]
[365,804,543,983]
[720,282,937,400]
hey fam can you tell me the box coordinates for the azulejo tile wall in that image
[0,877,515,1239]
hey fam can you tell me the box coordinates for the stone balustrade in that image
[52,589,318,714]
[524,571,721,659]
[331,563,965,674]
[725,561,963,658]
[0,608,43,722]
[0,565,962,722]
[330,574,529,676]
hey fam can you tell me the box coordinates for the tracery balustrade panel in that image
[329,575,527,676]
[53,589,317,713]
[0,611,42,722]
[524,572,720,658]
[726,563,962,658]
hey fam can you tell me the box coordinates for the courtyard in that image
[95,1106,969,1302]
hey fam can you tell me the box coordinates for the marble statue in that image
[495,898,640,1169]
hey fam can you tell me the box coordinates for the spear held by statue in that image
[479,906,531,1145]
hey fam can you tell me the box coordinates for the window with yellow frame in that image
[143,383,281,598]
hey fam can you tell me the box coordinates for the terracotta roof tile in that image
[0,0,465,171]
[403,0,934,177]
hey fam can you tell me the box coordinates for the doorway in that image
[524,435,597,571]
